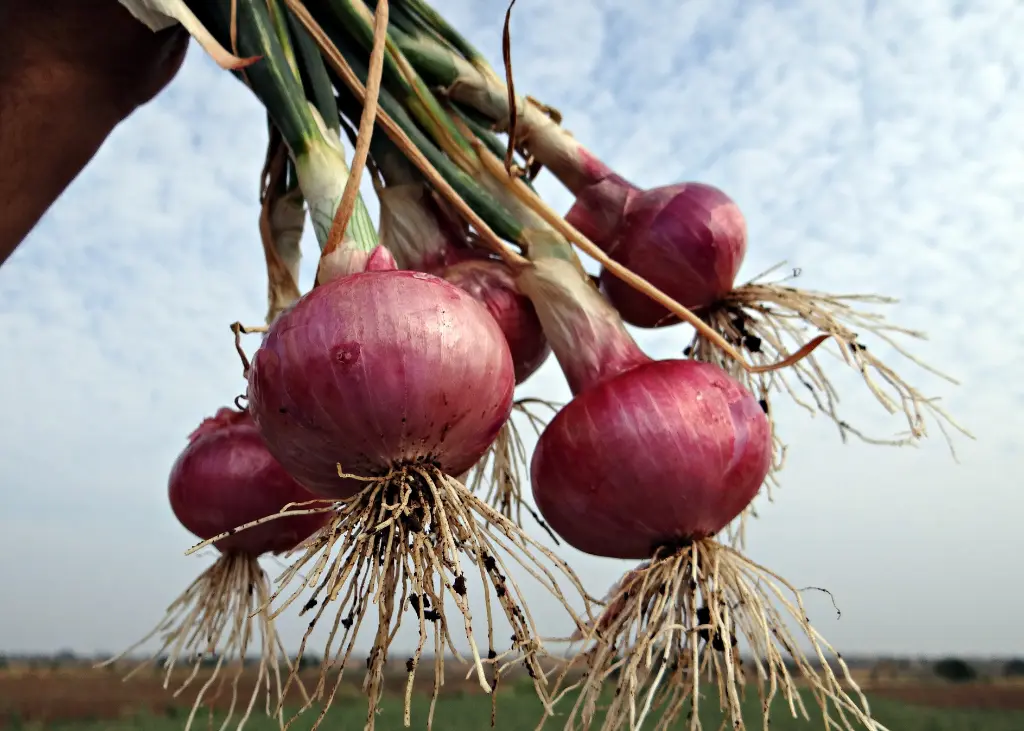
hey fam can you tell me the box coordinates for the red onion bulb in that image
[441,259,550,384]
[247,270,516,499]
[378,184,548,382]
[519,259,771,559]
[567,172,747,328]
[168,407,329,556]
[531,359,771,558]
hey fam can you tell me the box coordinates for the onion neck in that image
[564,170,639,253]
[317,242,397,284]
[188,406,249,443]
[294,107,378,254]
[378,183,469,273]
[516,256,650,396]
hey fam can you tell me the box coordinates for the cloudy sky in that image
[0,0,1021,662]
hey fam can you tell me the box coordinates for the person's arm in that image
[0,2,189,267]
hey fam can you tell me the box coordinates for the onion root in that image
[467,398,561,536]
[237,464,592,731]
[689,267,971,450]
[541,540,884,731]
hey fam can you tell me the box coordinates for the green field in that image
[9,689,1024,730]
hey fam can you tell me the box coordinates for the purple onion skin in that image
[441,259,551,385]
[567,176,747,328]
[531,360,771,560]
[247,270,516,499]
[169,408,329,557]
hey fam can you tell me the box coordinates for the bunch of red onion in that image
[514,257,880,731]
[144,7,937,730]
[100,407,329,731]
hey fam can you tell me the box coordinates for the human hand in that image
[2,0,189,116]
[0,1,190,266]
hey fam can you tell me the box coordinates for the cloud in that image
[0,0,1021,661]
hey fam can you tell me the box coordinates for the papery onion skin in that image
[441,259,550,384]
[531,359,771,559]
[517,258,649,397]
[247,270,516,499]
[566,168,747,328]
[168,408,329,556]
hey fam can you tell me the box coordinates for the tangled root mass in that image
[249,464,592,731]
[540,540,884,731]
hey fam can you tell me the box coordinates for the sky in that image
[0,0,1021,660]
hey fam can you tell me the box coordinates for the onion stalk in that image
[97,407,330,731]
[517,258,882,731]
[188,0,378,255]
[259,128,305,324]
[302,2,797,374]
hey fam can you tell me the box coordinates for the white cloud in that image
[0,0,1021,661]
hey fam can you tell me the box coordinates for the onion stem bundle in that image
[190,0,377,252]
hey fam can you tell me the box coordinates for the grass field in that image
[4,665,1024,730]
[7,691,1024,730]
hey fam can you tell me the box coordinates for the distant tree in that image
[1003,658,1024,678]
[0,654,7,670]
[933,657,976,682]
